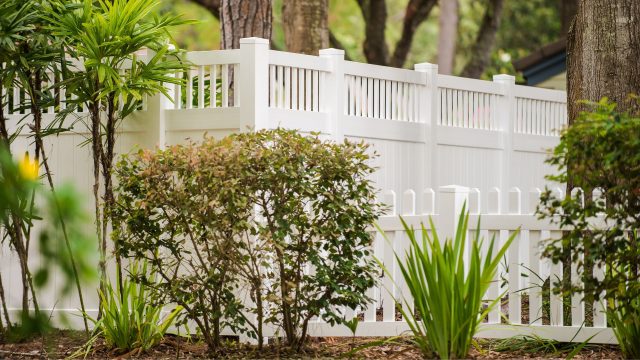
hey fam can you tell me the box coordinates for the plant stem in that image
[38,145,90,334]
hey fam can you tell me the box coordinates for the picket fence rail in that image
[1,38,599,344]
[300,185,615,344]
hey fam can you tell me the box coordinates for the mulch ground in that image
[0,330,622,359]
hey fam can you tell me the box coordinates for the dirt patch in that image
[0,331,622,359]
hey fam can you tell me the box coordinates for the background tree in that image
[282,0,329,55]
[220,0,272,49]
[356,0,437,67]
[460,0,504,78]
[437,0,458,74]
[167,0,562,79]
[567,0,640,123]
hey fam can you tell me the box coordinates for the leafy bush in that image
[386,207,515,359]
[86,261,182,355]
[537,99,640,355]
[114,128,383,351]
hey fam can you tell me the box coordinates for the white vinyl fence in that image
[0,37,604,344]
[303,185,614,344]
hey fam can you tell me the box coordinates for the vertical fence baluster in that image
[507,188,522,325]
[292,67,298,110]
[198,66,205,109]
[221,64,229,107]
[269,65,275,108]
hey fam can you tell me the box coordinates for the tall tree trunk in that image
[567,0,640,124]
[437,0,459,74]
[220,0,272,49]
[560,0,578,35]
[282,0,329,55]
[460,0,505,78]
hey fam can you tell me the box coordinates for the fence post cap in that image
[239,37,270,45]
[319,48,345,57]
[414,62,438,72]
[493,74,516,82]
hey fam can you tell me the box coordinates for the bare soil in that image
[0,330,622,359]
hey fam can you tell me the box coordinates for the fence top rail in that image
[437,74,502,95]
[269,50,332,72]
[183,50,242,66]
[514,84,567,103]
[343,60,427,85]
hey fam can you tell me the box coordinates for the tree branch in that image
[328,30,352,61]
[390,0,437,68]
[460,0,505,78]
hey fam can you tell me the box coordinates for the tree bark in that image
[567,0,640,124]
[437,0,459,74]
[220,0,272,50]
[390,0,437,68]
[282,0,329,55]
[460,0,505,78]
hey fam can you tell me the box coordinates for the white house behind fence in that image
[3,38,612,344]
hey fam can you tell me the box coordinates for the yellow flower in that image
[18,153,39,181]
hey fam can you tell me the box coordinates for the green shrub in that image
[537,99,640,356]
[88,261,182,355]
[114,128,384,352]
[113,137,248,351]
[386,207,515,359]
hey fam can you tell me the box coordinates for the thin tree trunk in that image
[0,274,10,330]
[282,0,329,55]
[89,102,106,303]
[102,95,123,296]
[460,0,505,78]
[220,0,272,50]
[437,0,459,74]
[567,0,640,124]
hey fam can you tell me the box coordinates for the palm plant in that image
[383,206,516,359]
[46,0,191,289]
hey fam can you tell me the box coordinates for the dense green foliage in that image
[538,99,640,357]
[114,129,384,351]
[385,209,515,359]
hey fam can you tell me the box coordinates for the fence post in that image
[415,63,438,190]
[239,37,270,132]
[437,185,469,241]
[134,49,174,150]
[319,48,345,141]
[493,74,516,211]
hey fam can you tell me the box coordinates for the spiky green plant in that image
[87,261,182,355]
[382,205,516,359]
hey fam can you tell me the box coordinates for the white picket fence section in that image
[303,185,614,344]
[1,37,594,343]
